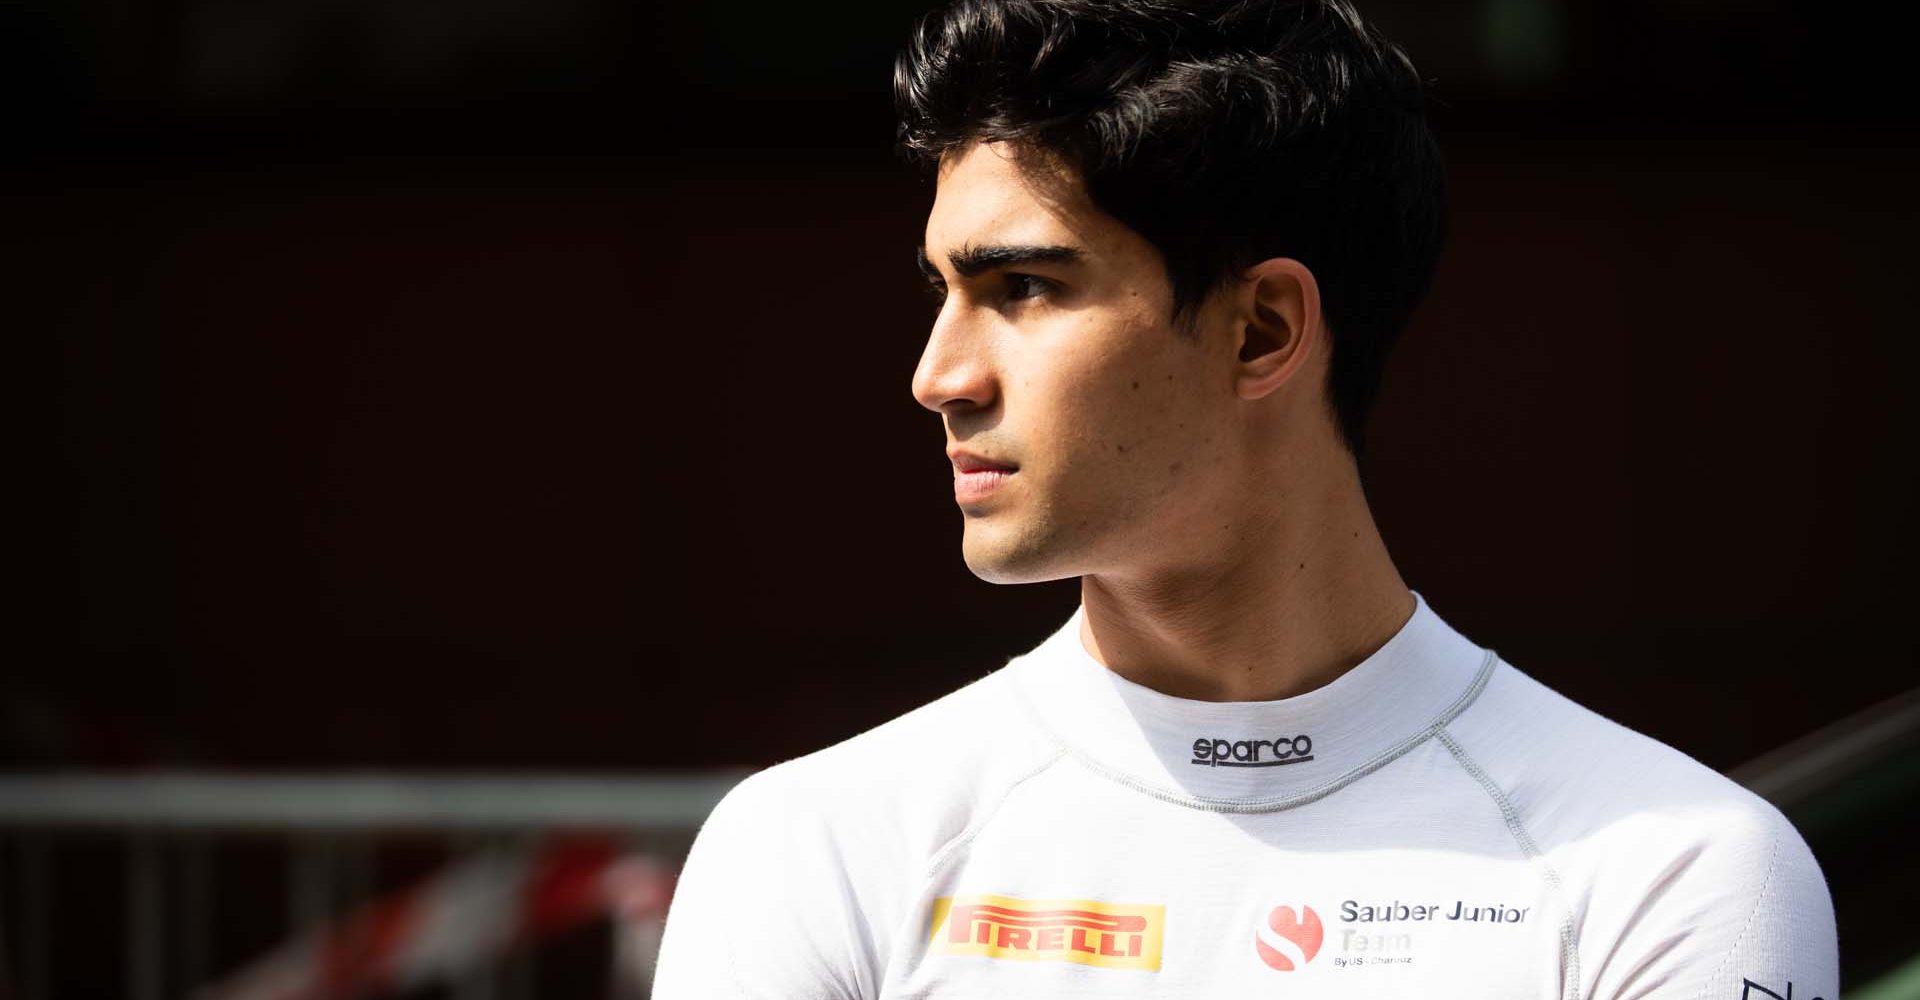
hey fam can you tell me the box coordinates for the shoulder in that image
[655,665,1067,999]
[712,663,1064,862]
[687,662,1067,907]
[1445,657,1813,862]
[1444,659,1835,999]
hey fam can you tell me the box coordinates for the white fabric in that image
[653,593,1838,999]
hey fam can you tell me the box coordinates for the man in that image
[652,0,1838,996]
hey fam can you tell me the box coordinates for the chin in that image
[959,519,1083,585]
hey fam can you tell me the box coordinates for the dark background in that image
[17,0,1916,802]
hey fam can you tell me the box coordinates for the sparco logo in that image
[1191,734,1314,767]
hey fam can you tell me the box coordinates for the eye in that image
[1004,273,1053,303]
[921,282,949,309]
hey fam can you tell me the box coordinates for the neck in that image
[1077,455,1414,703]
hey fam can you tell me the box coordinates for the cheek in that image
[1047,331,1219,485]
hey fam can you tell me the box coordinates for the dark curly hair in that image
[893,0,1446,457]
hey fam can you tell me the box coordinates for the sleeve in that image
[1588,801,1838,1000]
[651,771,875,1000]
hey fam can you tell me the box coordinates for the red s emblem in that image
[1254,904,1324,971]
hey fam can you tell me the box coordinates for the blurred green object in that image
[1849,951,1920,1000]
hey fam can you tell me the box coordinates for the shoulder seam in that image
[922,745,1069,882]
[1437,725,1584,1000]
[1693,815,1784,1000]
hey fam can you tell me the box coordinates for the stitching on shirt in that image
[1437,726,1583,1000]
[922,745,1069,882]
[881,687,1067,1000]
[1692,819,1783,1000]
[1040,648,1498,815]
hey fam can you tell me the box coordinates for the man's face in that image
[913,141,1246,584]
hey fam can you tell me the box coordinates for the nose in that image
[910,300,997,415]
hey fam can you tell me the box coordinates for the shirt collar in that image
[1009,591,1495,808]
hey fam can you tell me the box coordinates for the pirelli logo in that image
[929,894,1165,971]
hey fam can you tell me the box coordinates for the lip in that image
[948,450,1017,506]
[947,450,1018,474]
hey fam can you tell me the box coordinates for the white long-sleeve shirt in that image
[653,593,1837,999]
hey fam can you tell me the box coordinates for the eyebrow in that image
[915,242,1086,281]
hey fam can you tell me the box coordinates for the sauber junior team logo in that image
[1254,904,1324,972]
[929,895,1165,971]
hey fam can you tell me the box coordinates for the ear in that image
[1233,258,1321,402]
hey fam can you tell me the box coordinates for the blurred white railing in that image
[0,772,748,832]
[0,771,748,1000]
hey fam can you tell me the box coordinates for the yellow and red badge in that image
[929,894,1165,971]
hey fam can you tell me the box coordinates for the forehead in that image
[924,142,1110,256]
